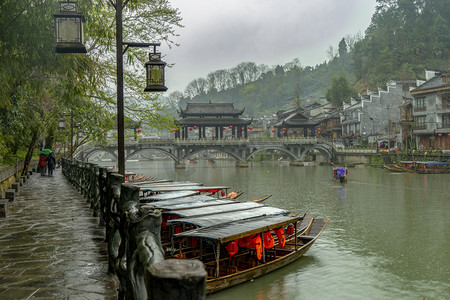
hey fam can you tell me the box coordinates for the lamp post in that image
[58,117,66,158]
[115,0,167,175]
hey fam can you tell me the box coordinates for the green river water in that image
[123,159,450,300]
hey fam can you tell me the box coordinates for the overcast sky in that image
[161,0,377,94]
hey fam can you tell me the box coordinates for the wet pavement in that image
[0,169,118,299]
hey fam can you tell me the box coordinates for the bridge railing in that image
[61,159,206,299]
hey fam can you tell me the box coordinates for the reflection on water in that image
[120,159,450,299]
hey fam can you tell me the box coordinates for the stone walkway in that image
[0,169,118,299]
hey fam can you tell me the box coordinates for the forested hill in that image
[167,0,450,117]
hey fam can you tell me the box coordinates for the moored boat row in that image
[133,177,328,294]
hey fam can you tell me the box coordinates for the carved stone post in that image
[146,259,207,300]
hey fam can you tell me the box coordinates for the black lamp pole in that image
[114,0,164,175]
[116,0,125,175]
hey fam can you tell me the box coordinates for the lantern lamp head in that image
[52,2,87,53]
[144,49,168,92]
[58,117,66,130]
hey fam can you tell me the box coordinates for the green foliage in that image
[0,0,182,166]
[326,75,358,106]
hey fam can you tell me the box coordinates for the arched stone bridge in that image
[76,138,372,168]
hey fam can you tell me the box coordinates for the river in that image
[123,159,450,300]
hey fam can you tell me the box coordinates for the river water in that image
[123,159,450,300]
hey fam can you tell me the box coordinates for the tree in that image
[0,0,182,169]
[326,75,357,107]
[338,38,348,57]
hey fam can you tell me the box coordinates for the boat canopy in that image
[174,214,301,243]
[142,194,216,206]
[132,179,173,185]
[141,191,199,202]
[137,182,203,189]
[336,168,346,177]
[152,199,235,211]
[140,185,229,193]
[165,202,262,219]
[416,161,450,166]
[167,206,288,228]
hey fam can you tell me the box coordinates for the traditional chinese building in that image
[175,102,252,139]
[410,70,450,150]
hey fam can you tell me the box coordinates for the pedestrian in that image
[38,154,47,176]
[47,152,56,176]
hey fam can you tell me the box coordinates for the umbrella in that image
[40,149,53,155]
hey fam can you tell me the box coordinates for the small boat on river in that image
[173,214,328,294]
[414,161,450,174]
[333,167,347,182]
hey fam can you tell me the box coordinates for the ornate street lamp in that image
[144,46,168,92]
[58,117,66,130]
[58,117,66,158]
[52,1,87,53]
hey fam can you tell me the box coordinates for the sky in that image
[161,0,378,94]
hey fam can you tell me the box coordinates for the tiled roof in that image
[176,117,252,126]
[411,73,449,94]
[180,102,244,116]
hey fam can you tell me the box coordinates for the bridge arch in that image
[81,148,118,162]
[298,145,333,161]
[182,147,243,161]
[247,146,297,160]
[124,147,178,162]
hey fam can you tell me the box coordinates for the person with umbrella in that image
[47,152,56,176]
[38,153,47,176]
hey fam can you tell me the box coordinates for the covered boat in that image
[333,167,347,182]
[173,214,328,294]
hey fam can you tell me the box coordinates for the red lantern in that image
[193,126,197,129]
[249,127,253,130]
[282,128,286,131]
[189,128,192,131]
[317,128,321,133]
[286,225,295,235]
[136,128,142,133]
[272,129,275,133]
[438,133,442,137]
[229,125,233,129]
[241,128,244,131]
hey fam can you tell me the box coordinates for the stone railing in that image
[62,159,206,300]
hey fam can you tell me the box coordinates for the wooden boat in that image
[333,167,347,182]
[173,214,328,294]
[384,161,415,173]
[218,190,244,200]
[251,194,271,203]
[143,195,281,248]
[139,185,230,198]
[414,161,450,174]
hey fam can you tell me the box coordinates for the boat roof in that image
[167,206,288,228]
[174,214,301,243]
[149,198,235,211]
[416,161,450,166]
[165,202,262,218]
[137,182,203,189]
[400,161,450,166]
[141,191,199,201]
[139,185,229,193]
[132,179,173,185]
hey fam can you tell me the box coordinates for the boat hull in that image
[206,218,328,294]
[206,242,314,294]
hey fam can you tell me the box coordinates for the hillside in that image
[167,0,449,117]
